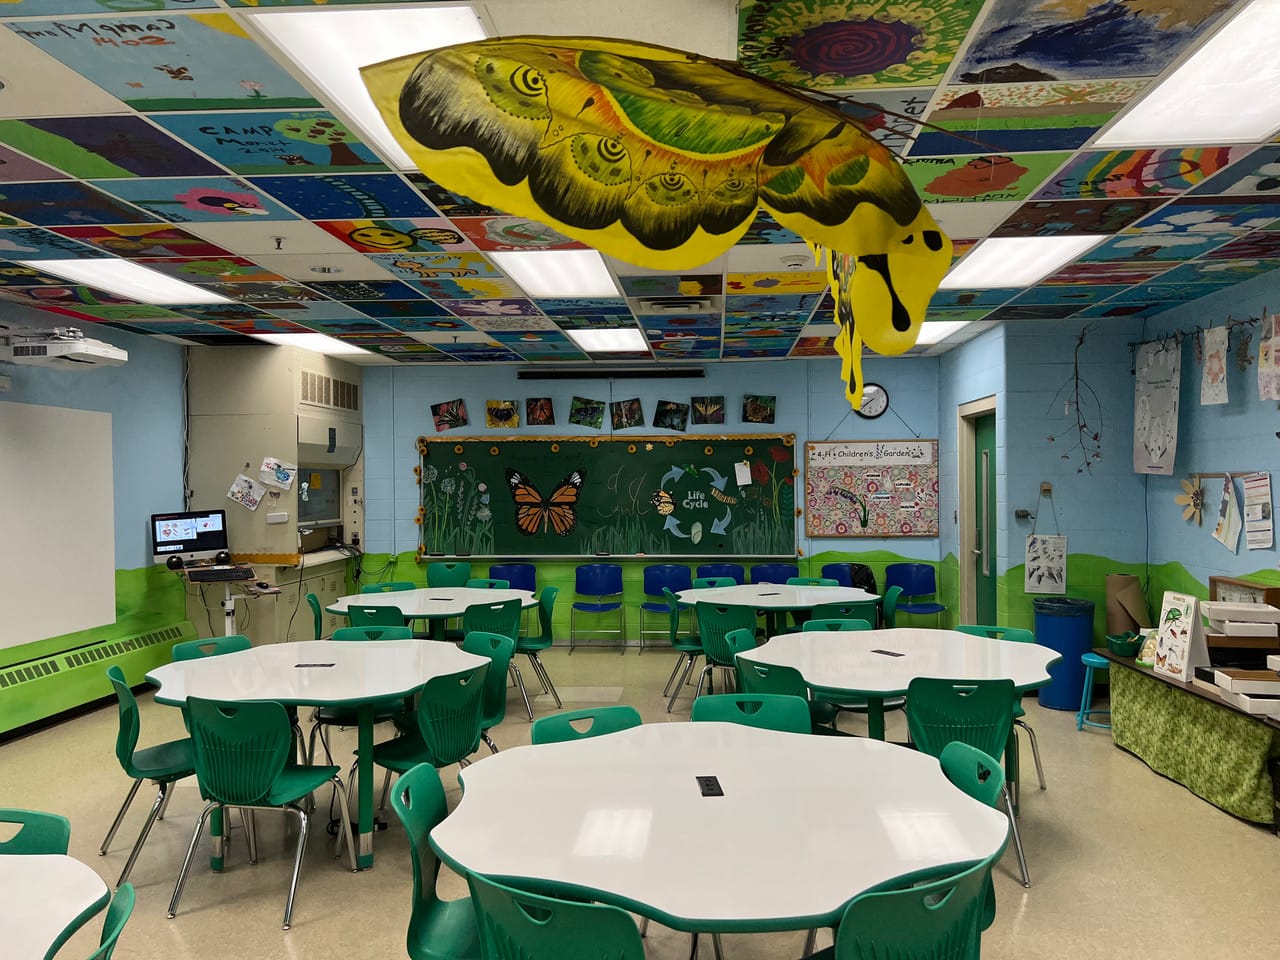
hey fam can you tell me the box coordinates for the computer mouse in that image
[256,581,270,589]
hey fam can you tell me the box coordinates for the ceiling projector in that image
[0,325,128,369]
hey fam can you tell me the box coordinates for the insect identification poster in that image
[804,441,939,538]
[416,435,796,556]
[1134,340,1180,475]
[1024,534,1067,595]
[1153,590,1208,682]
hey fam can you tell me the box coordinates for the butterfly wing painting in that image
[506,468,585,537]
[361,36,951,411]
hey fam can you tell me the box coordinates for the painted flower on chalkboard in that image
[752,460,771,484]
[769,446,789,462]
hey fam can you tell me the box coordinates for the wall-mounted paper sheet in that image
[1200,325,1228,406]
[259,457,297,491]
[1212,474,1242,553]
[1025,534,1067,595]
[1242,472,1273,550]
[1134,341,1180,475]
[227,473,266,511]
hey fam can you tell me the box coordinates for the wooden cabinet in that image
[185,555,350,643]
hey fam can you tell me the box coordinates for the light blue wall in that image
[0,311,185,568]
[362,357,942,560]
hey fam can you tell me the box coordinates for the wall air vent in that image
[300,369,359,412]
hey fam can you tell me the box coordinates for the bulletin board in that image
[804,440,939,538]
[417,434,796,557]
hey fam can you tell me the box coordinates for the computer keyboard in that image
[186,565,255,583]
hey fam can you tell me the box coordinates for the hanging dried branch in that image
[1046,325,1103,474]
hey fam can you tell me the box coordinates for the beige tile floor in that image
[5,646,1280,960]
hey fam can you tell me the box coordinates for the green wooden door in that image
[974,414,997,624]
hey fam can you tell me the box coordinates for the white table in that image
[147,640,487,869]
[676,583,878,610]
[0,854,109,960]
[328,587,537,641]
[431,722,1008,933]
[738,627,1061,740]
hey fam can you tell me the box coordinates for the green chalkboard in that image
[415,434,796,557]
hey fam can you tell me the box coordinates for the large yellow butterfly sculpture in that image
[361,37,951,411]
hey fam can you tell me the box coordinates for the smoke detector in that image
[780,255,812,270]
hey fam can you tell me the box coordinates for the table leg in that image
[209,806,224,871]
[430,617,446,643]
[866,697,886,741]
[356,703,375,869]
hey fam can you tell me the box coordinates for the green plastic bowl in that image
[1107,632,1142,657]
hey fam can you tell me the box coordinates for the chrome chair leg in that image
[693,663,712,701]
[100,777,143,856]
[510,663,535,722]
[331,775,357,871]
[662,655,686,696]
[1001,783,1031,888]
[157,781,176,820]
[1016,718,1047,790]
[666,655,698,713]
[712,933,725,960]
[282,806,310,930]
[168,802,217,920]
[114,781,169,888]
[244,809,259,864]
[639,917,649,938]
[378,767,394,813]
[803,928,818,956]
[482,731,500,754]
[530,654,562,708]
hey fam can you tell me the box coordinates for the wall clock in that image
[855,383,889,419]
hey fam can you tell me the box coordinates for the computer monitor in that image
[151,509,229,565]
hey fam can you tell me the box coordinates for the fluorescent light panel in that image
[252,332,371,357]
[1096,0,1280,147]
[564,328,649,353]
[938,235,1105,290]
[246,6,488,170]
[916,321,972,346]
[17,258,232,304]
[490,250,620,298]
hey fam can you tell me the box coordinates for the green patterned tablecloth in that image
[1110,662,1279,824]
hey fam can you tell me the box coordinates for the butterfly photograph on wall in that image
[569,396,605,429]
[430,397,468,432]
[506,467,585,537]
[526,396,555,426]
[691,395,725,425]
[743,394,777,424]
[653,399,690,432]
[611,398,644,430]
[486,399,520,429]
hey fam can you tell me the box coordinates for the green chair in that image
[882,585,903,628]
[906,677,1029,888]
[332,625,414,642]
[802,618,872,632]
[388,763,481,960]
[735,658,841,734]
[347,604,407,628]
[693,576,736,588]
[530,705,642,745]
[362,581,417,593]
[939,742,1005,937]
[0,808,71,854]
[427,560,472,587]
[88,882,135,960]
[100,666,195,887]
[169,698,357,930]
[691,693,811,734]
[807,855,996,960]
[663,586,705,714]
[461,631,517,753]
[468,872,644,960]
[787,576,839,586]
[448,597,523,645]
[512,586,563,722]
[811,600,880,627]
[465,577,509,589]
[307,626,415,765]
[693,603,759,699]
[305,592,324,641]
[171,635,251,661]
[955,624,1047,794]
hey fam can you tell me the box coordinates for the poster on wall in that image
[1243,472,1273,550]
[1153,590,1208,682]
[804,440,939,538]
[1133,340,1180,475]
[1212,473,1242,553]
[1024,534,1067,595]
[1200,325,1228,406]
[1258,314,1280,400]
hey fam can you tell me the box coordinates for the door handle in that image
[972,547,982,556]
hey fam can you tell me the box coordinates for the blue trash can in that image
[1033,597,1096,710]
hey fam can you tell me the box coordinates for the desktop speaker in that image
[166,555,185,570]
[214,550,232,565]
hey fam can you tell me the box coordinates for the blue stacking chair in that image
[570,563,625,652]
[638,564,693,653]
[819,563,854,587]
[489,561,538,633]
[750,562,799,584]
[884,563,946,625]
[695,563,744,584]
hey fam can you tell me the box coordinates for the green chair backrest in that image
[662,586,699,647]
[462,631,517,730]
[955,624,1035,645]
[347,604,406,628]
[695,602,759,667]
[531,706,642,745]
[787,577,839,586]
[905,678,1016,761]
[523,585,559,644]
[88,882,135,960]
[693,576,735,588]
[735,658,809,700]
[691,693,811,734]
[831,855,994,960]
[882,585,903,628]
[468,871,644,960]
[332,625,413,641]
[186,698,292,806]
[305,592,323,641]
[803,618,872,632]
[388,763,452,936]
[361,581,416,594]
[466,578,510,589]
[414,664,489,766]
[939,741,1005,809]
[0,808,71,855]
[171,635,251,661]
[462,598,522,640]
[106,666,145,779]
[812,600,880,625]
[427,561,472,587]
[723,627,757,660]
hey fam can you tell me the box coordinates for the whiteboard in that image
[0,402,115,650]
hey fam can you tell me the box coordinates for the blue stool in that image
[1076,651,1112,731]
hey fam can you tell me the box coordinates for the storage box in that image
[1223,621,1279,637]
[1202,601,1280,623]
[1268,654,1280,672]
[1222,689,1280,717]
[1214,668,1280,695]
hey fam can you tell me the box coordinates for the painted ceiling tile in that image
[348,299,453,319]
[552,315,639,331]
[0,116,224,179]
[452,216,585,252]
[836,88,933,157]
[618,274,723,298]
[0,144,67,182]
[172,303,281,323]
[6,14,317,111]
[1188,145,1280,197]
[737,0,985,90]
[1005,284,1122,306]
[369,251,505,283]
[724,292,820,314]
[404,175,499,217]
[1104,281,1226,304]
[52,223,233,259]
[246,299,367,322]
[209,317,314,335]
[315,218,476,254]
[467,315,560,333]
[904,153,1073,204]
[952,0,1235,83]
[726,271,828,294]
[1082,231,1238,261]
[641,320,722,340]
[0,179,156,225]
[1042,260,1172,285]
[1128,198,1280,234]
[790,336,839,357]
[93,176,293,222]
[0,213,31,227]
[992,198,1166,236]
[983,302,1082,321]
[0,283,134,306]
[438,299,542,318]
[0,227,110,260]
[929,288,1021,309]
[1033,147,1251,201]
[629,304,722,323]
[736,209,805,245]
[178,220,349,257]
[535,298,631,316]
[913,80,1148,157]
[199,280,328,302]
[722,339,796,358]
[249,174,434,220]
[400,275,525,300]
[0,0,217,12]
[52,303,187,321]
[293,317,399,335]
[1201,230,1280,260]
[923,307,996,322]
[432,344,524,362]
[104,319,225,336]
[1157,258,1280,285]
[247,251,395,282]
[304,278,424,301]
[1075,300,1173,319]
[155,111,383,176]
[135,256,285,284]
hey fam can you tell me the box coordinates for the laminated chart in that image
[805,441,938,538]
